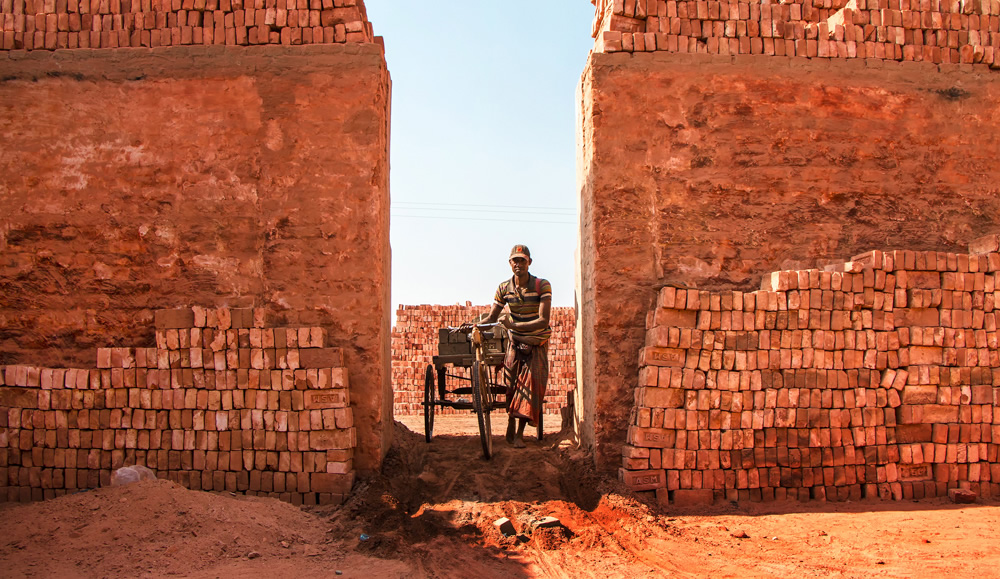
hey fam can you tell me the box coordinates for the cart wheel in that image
[471,360,493,460]
[536,412,544,442]
[424,364,436,443]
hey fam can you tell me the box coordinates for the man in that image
[481,244,551,448]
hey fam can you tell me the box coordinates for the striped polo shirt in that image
[494,274,552,342]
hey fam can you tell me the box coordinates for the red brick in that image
[895,309,940,327]
[297,348,345,368]
[311,472,355,494]
[154,309,195,329]
[0,387,38,409]
[620,468,666,491]
[635,387,684,408]
[969,234,1000,255]
[652,308,699,327]
[910,345,945,366]
[901,385,938,404]
[639,347,686,367]
[309,429,354,450]
[948,488,977,504]
[920,404,961,424]
[895,424,933,443]
[628,426,677,449]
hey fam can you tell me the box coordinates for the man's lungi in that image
[504,340,549,425]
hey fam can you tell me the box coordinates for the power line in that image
[392,207,572,217]
[393,201,575,213]
[393,213,575,225]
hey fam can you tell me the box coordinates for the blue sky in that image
[364,1,597,310]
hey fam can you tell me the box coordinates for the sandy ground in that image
[3,417,1000,578]
[396,411,564,438]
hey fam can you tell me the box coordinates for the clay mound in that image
[310,421,685,576]
[0,478,331,578]
[1,421,655,578]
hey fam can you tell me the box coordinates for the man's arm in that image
[502,298,551,332]
[482,303,504,324]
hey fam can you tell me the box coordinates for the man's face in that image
[509,256,530,277]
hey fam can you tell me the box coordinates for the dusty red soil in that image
[3,419,1000,578]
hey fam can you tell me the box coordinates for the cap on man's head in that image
[509,244,531,260]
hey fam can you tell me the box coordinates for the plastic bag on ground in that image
[110,465,157,487]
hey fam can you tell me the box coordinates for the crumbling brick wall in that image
[0,307,356,504]
[591,0,1000,67]
[0,19,391,471]
[621,241,1000,503]
[392,304,577,418]
[576,42,1000,470]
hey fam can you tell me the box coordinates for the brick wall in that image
[0,307,356,504]
[392,304,577,418]
[576,51,1000,470]
[0,42,391,472]
[620,240,1000,503]
[0,0,375,51]
[591,0,1000,68]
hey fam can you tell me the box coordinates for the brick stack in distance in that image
[392,304,577,417]
[0,0,375,51]
[624,234,1000,505]
[0,306,356,505]
[592,0,1000,68]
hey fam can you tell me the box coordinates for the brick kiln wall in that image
[0,39,391,472]
[576,49,1000,471]
[590,0,1000,68]
[392,305,577,417]
[621,240,1000,504]
[0,0,375,50]
[0,307,356,505]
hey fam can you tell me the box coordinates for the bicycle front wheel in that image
[471,360,493,460]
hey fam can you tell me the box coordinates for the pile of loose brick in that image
[623,234,1000,505]
[392,304,577,417]
[592,0,1000,67]
[0,0,374,51]
[0,306,356,505]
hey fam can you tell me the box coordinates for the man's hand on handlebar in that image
[454,319,507,334]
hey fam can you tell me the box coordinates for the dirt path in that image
[396,413,564,438]
[3,420,1000,577]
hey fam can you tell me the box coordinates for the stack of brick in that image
[0,0,375,51]
[0,306,355,505]
[392,304,577,417]
[592,0,1000,68]
[623,234,1000,504]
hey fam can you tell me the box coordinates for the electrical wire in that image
[392,201,575,213]
[393,208,572,218]
[393,213,575,225]
[391,200,577,225]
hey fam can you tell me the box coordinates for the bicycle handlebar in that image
[448,322,502,332]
